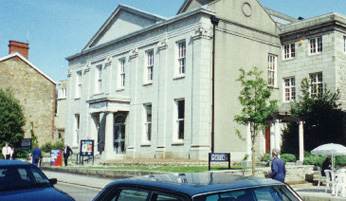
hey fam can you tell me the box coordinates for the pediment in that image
[178,0,213,14]
[84,5,165,50]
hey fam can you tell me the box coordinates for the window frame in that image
[343,35,346,53]
[145,49,154,84]
[267,54,278,87]
[118,58,126,90]
[309,36,323,55]
[283,77,296,102]
[283,43,296,60]
[143,103,152,144]
[176,40,186,77]
[95,64,103,94]
[75,71,82,99]
[174,99,185,142]
[309,72,323,97]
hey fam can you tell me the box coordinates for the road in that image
[56,182,100,201]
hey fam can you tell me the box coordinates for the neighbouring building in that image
[55,80,68,140]
[0,41,57,145]
[65,0,346,161]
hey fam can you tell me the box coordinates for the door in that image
[114,113,126,154]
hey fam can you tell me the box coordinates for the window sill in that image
[93,92,104,96]
[116,88,125,92]
[74,97,81,100]
[282,57,295,61]
[140,143,151,147]
[173,74,185,80]
[171,142,184,146]
[58,97,67,100]
[309,52,322,56]
[143,82,153,86]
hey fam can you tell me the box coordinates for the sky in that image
[1,0,346,82]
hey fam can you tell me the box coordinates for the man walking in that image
[270,148,286,183]
[32,147,42,167]
[2,143,12,160]
[63,145,73,166]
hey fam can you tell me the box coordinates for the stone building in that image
[66,0,346,161]
[0,41,56,145]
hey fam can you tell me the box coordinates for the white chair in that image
[325,170,336,194]
[335,170,346,197]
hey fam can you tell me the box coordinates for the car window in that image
[111,189,149,201]
[18,168,30,181]
[31,167,49,184]
[196,186,300,201]
[154,194,183,201]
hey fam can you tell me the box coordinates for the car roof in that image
[108,172,283,197]
[0,159,30,166]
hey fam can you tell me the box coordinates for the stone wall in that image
[0,57,56,145]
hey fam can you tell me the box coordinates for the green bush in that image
[336,156,346,166]
[303,155,324,166]
[15,149,30,159]
[261,153,271,161]
[40,139,64,153]
[281,153,296,162]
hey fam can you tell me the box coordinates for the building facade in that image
[55,80,67,140]
[0,41,56,145]
[65,0,291,161]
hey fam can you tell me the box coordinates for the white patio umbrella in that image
[311,143,346,170]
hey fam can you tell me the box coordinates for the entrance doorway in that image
[114,113,127,154]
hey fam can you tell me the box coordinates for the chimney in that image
[8,40,29,59]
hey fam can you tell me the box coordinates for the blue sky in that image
[1,0,346,81]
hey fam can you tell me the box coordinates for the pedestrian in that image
[9,147,14,160]
[63,145,73,166]
[32,147,42,167]
[270,148,286,183]
[321,156,332,176]
[2,143,12,160]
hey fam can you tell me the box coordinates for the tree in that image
[235,67,277,175]
[282,78,345,154]
[0,89,25,148]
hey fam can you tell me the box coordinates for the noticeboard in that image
[79,139,94,157]
[208,153,231,170]
[20,138,32,150]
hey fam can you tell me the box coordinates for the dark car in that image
[93,172,302,201]
[0,160,74,201]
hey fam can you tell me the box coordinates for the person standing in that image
[2,143,12,160]
[32,147,42,167]
[270,149,286,183]
[63,145,73,166]
[321,156,332,176]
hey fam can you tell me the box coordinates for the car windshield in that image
[195,185,301,201]
[0,165,51,191]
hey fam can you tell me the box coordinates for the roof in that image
[265,7,298,26]
[0,160,30,166]
[0,53,56,85]
[83,4,167,50]
[106,172,283,197]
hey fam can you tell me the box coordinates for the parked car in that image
[0,160,74,201]
[93,172,302,201]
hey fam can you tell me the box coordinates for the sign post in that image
[208,153,231,171]
[79,139,94,165]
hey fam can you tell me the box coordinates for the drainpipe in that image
[210,15,220,153]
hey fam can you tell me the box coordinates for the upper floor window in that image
[310,72,323,97]
[283,77,296,102]
[343,36,346,52]
[267,54,277,87]
[58,87,66,99]
[143,104,152,143]
[145,49,154,83]
[118,59,125,89]
[175,99,185,141]
[177,40,186,76]
[75,71,82,98]
[309,36,322,54]
[283,43,295,59]
[95,65,103,93]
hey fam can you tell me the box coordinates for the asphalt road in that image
[56,182,100,201]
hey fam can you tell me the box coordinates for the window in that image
[114,189,149,201]
[145,50,154,83]
[344,36,346,52]
[283,77,296,102]
[118,59,126,89]
[73,114,80,146]
[95,65,103,93]
[268,54,277,87]
[310,72,323,97]
[58,87,66,99]
[143,104,152,143]
[75,71,82,98]
[177,40,186,75]
[175,99,185,141]
[154,194,183,201]
[283,43,295,59]
[309,36,322,54]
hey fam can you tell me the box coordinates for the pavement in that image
[44,170,346,201]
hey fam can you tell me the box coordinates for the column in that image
[270,123,275,153]
[90,114,99,154]
[104,112,114,160]
[274,119,280,150]
[299,121,304,162]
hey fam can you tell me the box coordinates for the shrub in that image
[15,149,30,159]
[41,139,64,153]
[261,153,271,162]
[336,156,346,166]
[303,155,324,166]
[281,153,296,162]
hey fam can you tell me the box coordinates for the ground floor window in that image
[143,104,152,143]
[175,99,185,141]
